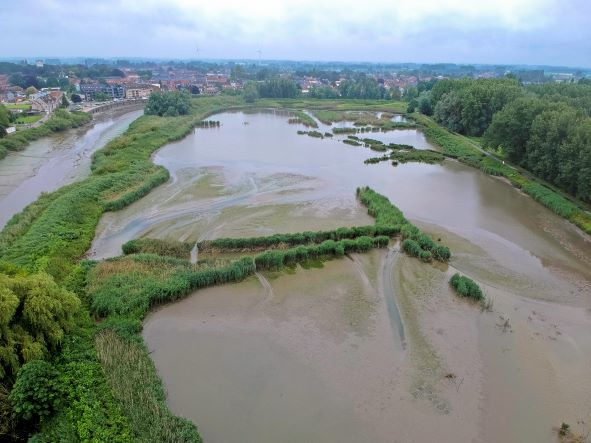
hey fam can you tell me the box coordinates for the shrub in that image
[122,238,193,259]
[419,250,433,262]
[450,273,484,301]
[10,361,61,421]
[402,239,421,257]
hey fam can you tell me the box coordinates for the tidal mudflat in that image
[88,110,591,442]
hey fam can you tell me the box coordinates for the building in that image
[30,91,63,112]
[125,84,152,99]
[80,83,125,101]
[36,60,44,68]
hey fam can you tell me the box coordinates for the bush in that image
[450,273,484,301]
[10,361,61,421]
[402,239,421,257]
[122,238,193,259]
[419,250,432,262]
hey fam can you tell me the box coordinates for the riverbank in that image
[0,108,143,228]
[0,110,92,161]
[412,112,591,235]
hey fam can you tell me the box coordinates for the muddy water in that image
[0,109,142,228]
[307,111,435,149]
[106,110,591,442]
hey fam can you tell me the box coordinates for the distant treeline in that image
[412,78,591,204]
[243,76,399,102]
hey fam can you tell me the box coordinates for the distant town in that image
[1,58,590,131]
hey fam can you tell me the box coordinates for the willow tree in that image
[0,273,80,378]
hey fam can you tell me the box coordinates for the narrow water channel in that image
[0,108,142,228]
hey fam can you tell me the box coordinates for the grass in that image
[15,115,43,124]
[5,104,32,111]
[95,330,202,442]
[256,98,408,113]
[311,109,416,130]
[289,110,318,128]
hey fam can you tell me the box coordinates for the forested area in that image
[144,91,191,117]
[413,78,591,203]
[244,76,396,101]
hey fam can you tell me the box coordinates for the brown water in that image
[0,109,142,228]
[95,110,591,442]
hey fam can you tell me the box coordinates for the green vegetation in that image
[254,236,388,270]
[313,109,415,130]
[484,97,591,203]
[412,111,591,234]
[365,149,446,166]
[5,104,32,111]
[121,238,193,259]
[332,127,358,134]
[0,105,12,137]
[343,138,362,146]
[0,110,92,160]
[94,330,201,442]
[449,273,484,301]
[0,273,80,378]
[144,91,191,117]
[356,186,450,262]
[415,78,591,217]
[198,225,399,252]
[14,115,43,125]
[9,360,61,422]
[288,110,318,128]
[0,95,246,440]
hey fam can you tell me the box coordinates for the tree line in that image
[243,76,399,102]
[412,78,591,203]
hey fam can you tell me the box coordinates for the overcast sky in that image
[2,0,590,67]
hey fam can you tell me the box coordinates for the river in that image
[89,109,590,442]
[0,108,143,228]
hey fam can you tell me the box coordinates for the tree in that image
[242,81,259,103]
[25,86,37,97]
[433,91,464,132]
[256,78,299,98]
[0,273,81,378]
[404,86,418,101]
[144,91,191,117]
[70,93,82,103]
[417,92,433,115]
[94,92,110,101]
[483,97,547,162]
[0,106,10,138]
[110,68,125,78]
[60,95,69,108]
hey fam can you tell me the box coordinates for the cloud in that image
[1,0,589,67]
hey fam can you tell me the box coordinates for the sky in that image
[2,0,590,68]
